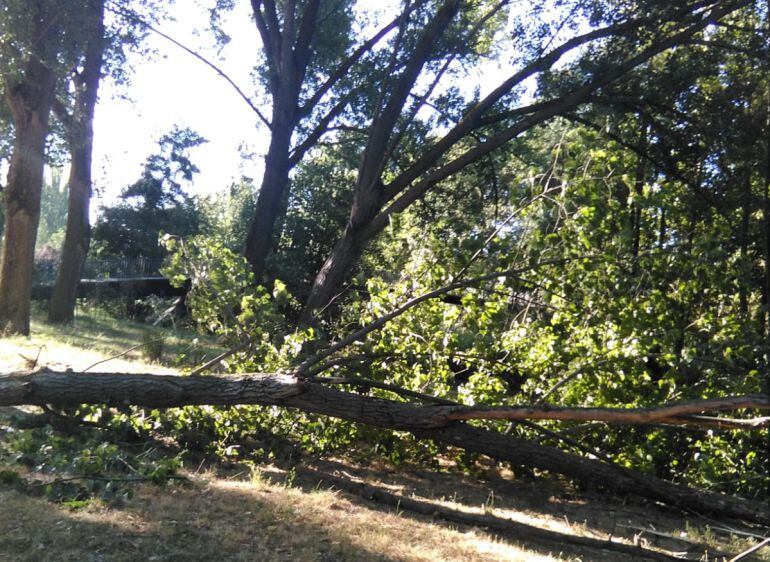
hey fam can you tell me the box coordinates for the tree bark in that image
[47,0,105,324]
[243,112,294,280]
[2,369,768,525]
[46,142,94,323]
[243,0,314,281]
[0,57,56,335]
[299,213,370,325]
[299,0,463,322]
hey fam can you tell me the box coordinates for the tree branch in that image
[109,4,271,128]
[288,95,350,166]
[366,0,750,235]
[297,5,412,118]
[3,369,768,524]
[445,395,770,425]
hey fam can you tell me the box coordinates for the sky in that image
[0,0,574,214]
[92,0,268,203]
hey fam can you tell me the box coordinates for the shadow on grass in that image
[1,483,399,562]
[255,458,738,561]
[0,452,755,562]
[1,477,489,562]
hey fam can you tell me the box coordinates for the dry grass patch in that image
[0,471,563,562]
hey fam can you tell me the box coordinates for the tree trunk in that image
[243,121,293,281]
[0,58,56,335]
[243,0,311,282]
[47,144,93,323]
[299,180,387,325]
[2,369,767,525]
[300,222,365,325]
[48,0,105,324]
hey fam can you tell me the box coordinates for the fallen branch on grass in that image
[1,368,768,525]
[3,370,767,429]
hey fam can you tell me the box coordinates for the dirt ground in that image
[2,444,769,562]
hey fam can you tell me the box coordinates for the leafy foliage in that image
[199,178,257,252]
[0,420,182,506]
[35,169,69,253]
[9,0,768,501]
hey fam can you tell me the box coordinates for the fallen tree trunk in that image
[2,369,768,524]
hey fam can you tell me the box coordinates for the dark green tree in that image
[91,128,205,259]
[200,178,257,252]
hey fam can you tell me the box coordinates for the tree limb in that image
[2,368,768,524]
[366,0,751,235]
[109,4,271,128]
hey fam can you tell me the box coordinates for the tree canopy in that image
[1,0,769,542]
[92,128,205,260]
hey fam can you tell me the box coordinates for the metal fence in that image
[33,257,165,284]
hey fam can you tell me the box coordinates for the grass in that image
[0,469,562,562]
[0,304,222,373]
[3,455,768,562]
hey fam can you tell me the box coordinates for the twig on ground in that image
[728,536,770,561]
[81,337,167,372]
[19,346,46,369]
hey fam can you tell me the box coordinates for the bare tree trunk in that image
[0,57,55,335]
[243,0,316,281]
[47,144,94,323]
[243,116,293,281]
[48,0,105,324]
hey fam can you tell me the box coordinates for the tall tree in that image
[241,0,409,281]
[91,128,205,260]
[47,0,106,323]
[298,0,755,323]
[0,103,12,235]
[0,0,61,334]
